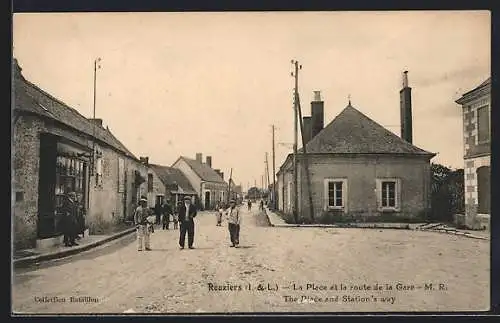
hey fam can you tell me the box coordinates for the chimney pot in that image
[311,92,324,139]
[400,71,413,144]
[206,156,212,168]
[313,91,322,102]
[403,71,409,88]
[89,118,103,127]
[195,153,202,163]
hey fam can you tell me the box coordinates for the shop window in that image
[56,155,87,209]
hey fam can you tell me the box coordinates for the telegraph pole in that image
[271,125,276,210]
[291,60,301,223]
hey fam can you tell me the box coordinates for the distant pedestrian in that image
[162,199,173,230]
[216,202,224,226]
[260,199,264,211]
[178,196,198,249]
[154,201,163,226]
[172,212,179,230]
[134,197,151,251]
[247,200,252,211]
[226,199,241,248]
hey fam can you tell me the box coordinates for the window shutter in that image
[323,179,328,211]
[396,178,402,210]
[375,179,382,209]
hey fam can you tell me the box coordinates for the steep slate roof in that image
[149,164,197,194]
[299,104,435,156]
[13,59,138,160]
[178,157,226,183]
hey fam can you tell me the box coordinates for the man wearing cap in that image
[134,197,151,251]
[226,199,241,248]
[178,196,198,249]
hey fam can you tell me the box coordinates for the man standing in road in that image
[178,196,197,249]
[226,199,241,248]
[134,197,151,251]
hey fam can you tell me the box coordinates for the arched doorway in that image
[476,166,490,214]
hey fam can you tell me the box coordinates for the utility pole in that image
[265,152,270,189]
[271,125,276,210]
[291,59,301,223]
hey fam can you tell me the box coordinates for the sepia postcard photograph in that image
[11,10,491,314]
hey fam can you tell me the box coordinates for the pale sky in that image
[13,11,490,191]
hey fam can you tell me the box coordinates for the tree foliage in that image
[430,163,465,222]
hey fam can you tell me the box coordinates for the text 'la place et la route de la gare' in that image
[207,281,448,305]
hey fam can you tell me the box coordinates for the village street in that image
[13,207,489,314]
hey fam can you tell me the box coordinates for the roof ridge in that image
[303,104,434,156]
[20,76,140,159]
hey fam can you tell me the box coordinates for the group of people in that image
[134,196,243,251]
[60,191,86,247]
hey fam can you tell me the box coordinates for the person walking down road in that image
[162,199,173,230]
[134,197,151,251]
[61,192,79,247]
[172,211,179,230]
[178,196,197,249]
[259,199,264,211]
[247,200,252,211]
[216,202,224,226]
[226,199,241,248]
[154,201,163,227]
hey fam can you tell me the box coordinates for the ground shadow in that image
[15,234,136,273]
[234,245,255,249]
[13,273,41,285]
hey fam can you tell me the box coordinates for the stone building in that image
[149,163,198,206]
[12,59,153,250]
[455,77,491,229]
[277,72,435,221]
[172,154,227,210]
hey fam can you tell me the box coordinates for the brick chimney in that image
[89,118,103,127]
[206,156,212,168]
[139,157,149,165]
[195,153,202,163]
[400,71,413,144]
[302,116,312,145]
[311,91,324,139]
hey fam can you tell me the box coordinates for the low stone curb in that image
[263,208,489,240]
[14,227,136,268]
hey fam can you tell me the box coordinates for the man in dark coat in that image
[61,192,79,247]
[178,196,197,249]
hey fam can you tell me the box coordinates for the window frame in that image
[476,105,490,144]
[376,178,401,212]
[323,178,348,212]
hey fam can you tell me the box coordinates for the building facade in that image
[149,163,198,206]
[277,76,434,221]
[172,154,227,210]
[12,59,150,249]
[455,77,491,228]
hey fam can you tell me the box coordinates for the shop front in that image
[37,133,91,239]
